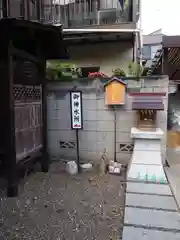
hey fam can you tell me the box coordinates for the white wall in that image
[68,41,133,76]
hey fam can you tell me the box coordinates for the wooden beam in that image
[162,48,168,75]
[66,38,133,46]
[129,92,166,96]
[41,59,50,173]
[5,42,18,197]
[163,35,180,48]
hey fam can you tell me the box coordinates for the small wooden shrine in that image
[0,18,68,197]
[130,92,166,130]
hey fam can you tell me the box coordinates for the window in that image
[142,45,151,60]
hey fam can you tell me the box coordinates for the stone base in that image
[131,127,164,140]
[127,127,165,183]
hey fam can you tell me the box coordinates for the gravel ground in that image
[0,162,126,240]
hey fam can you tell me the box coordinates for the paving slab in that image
[125,193,178,210]
[124,207,180,230]
[126,182,172,196]
[122,226,180,240]
[131,150,162,165]
[127,164,167,183]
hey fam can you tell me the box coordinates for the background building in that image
[142,29,163,65]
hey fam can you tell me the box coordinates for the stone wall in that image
[47,76,169,165]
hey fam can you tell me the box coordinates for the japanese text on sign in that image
[70,91,83,129]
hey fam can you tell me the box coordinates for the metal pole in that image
[76,129,80,172]
[114,106,117,162]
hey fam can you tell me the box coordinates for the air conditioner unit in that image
[97,8,119,25]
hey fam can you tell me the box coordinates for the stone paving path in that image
[122,138,180,240]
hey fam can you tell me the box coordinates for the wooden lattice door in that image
[14,85,43,162]
[13,57,44,161]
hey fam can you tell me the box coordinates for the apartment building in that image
[45,0,142,76]
[142,29,163,65]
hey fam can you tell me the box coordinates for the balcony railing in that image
[0,0,133,27]
[42,0,133,27]
[0,0,41,21]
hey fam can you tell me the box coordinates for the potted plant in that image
[128,61,144,78]
[142,66,150,76]
[46,61,82,81]
[112,68,126,77]
[46,61,62,81]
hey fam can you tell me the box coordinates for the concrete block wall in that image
[47,76,169,165]
[47,91,134,164]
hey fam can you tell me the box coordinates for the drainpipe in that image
[137,0,142,65]
[136,31,142,65]
[132,33,135,61]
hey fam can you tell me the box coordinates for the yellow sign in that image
[105,77,126,105]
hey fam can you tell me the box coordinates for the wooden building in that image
[0,18,68,197]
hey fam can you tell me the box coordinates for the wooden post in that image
[36,0,41,22]
[41,60,50,172]
[162,48,168,75]
[2,0,8,17]
[26,0,30,20]
[5,42,18,197]
[20,0,25,19]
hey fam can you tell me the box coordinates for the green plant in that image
[112,68,126,77]
[46,61,82,81]
[142,66,150,76]
[128,61,144,77]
